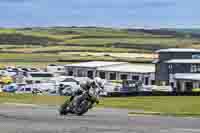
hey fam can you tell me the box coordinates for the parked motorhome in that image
[24,72,55,84]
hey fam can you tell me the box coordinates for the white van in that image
[46,64,65,75]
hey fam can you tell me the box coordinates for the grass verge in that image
[1,93,200,117]
[128,112,200,117]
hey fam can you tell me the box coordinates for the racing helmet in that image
[93,77,104,88]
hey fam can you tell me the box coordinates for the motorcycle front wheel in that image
[59,99,70,115]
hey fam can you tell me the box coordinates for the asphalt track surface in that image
[0,104,200,133]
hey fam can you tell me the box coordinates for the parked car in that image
[16,86,33,94]
[0,75,14,84]
[1,69,18,77]
[103,81,122,93]
[16,83,56,94]
[2,83,18,92]
[121,80,143,92]
[151,85,173,92]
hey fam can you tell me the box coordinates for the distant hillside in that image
[0,33,60,45]
[126,28,200,38]
[0,27,200,51]
[172,28,200,34]
[0,27,200,63]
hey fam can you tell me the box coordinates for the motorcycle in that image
[59,86,102,116]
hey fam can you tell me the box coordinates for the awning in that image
[152,59,160,64]
[174,73,200,81]
[165,59,200,64]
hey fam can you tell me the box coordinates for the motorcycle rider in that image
[60,77,104,115]
[70,77,104,104]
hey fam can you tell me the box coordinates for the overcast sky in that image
[0,0,199,28]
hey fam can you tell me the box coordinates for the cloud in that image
[0,0,25,2]
[143,1,176,7]
[0,0,176,8]
[0,0,28,4]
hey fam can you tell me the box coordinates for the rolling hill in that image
[0,27,199,67]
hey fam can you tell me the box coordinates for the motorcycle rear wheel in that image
[75,100,90,116]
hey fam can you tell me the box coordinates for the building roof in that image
[174,73,200,81]
[165,59,200,64]
[65,61,127,68]
[156,48,200,53]
[97,63,155,73]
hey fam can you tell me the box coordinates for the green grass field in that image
[0,52,154,67]
[0,27,199,65]
[0,62,71,68]
[1,93,200,116]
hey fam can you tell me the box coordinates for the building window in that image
[132,75,139,81]
[77,69,84,77]
[87,71,94,79]
[57,68,62,71]
[99,72,106,79]
[109,72,116,80]
[120,74,128,80]
[151,80,155,85]
[192,54,200,59]
[191,64,200,73]
[170,82,174,88]
[35,81,41,83]
[68,71,73,76]
[144,77,149,85]
[168,64,173,73]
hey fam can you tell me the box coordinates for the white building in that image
[65,61,126,78]
[154,48,200,92]
[65,61,155,86]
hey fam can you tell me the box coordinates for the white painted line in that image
[3,102,40,107]
[173,128,200,132]
[128,111,162,117]
[128,114,156,117]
